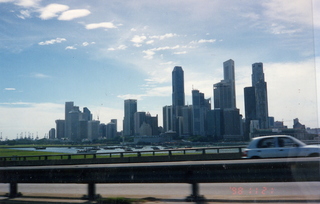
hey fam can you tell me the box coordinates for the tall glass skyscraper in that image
[172,66,185,132]
[252,62,269,129]
[123,99,137,136]
[213,59,242,140]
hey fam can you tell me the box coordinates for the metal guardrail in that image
[0,146,245,163]
[0,158,319,201]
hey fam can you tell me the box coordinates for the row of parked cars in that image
[242,135,320,159]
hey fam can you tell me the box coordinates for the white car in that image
[242,135,320,159]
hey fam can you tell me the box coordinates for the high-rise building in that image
[163,105,173,132]
[134,112,146,135]
[65,101,74,139]
[182,105,192,136]
[48,128,55,139]
[106,122,117,139]
[82,107,92,121]
[192,89,210,136]
[88,120,100,140]
[214,59,236,109]
[69,106,81,141]
[244,62,269,139]
[123,99,137,136]
[111,119,118,134]
[223,59,236,108]
[172,66,185,134]
[55,119,65,139]
[213,59,242,140]
[252,62,269,129]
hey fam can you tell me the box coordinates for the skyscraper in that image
[172,66,185,133]
[252,62,269,129]
[162,105,173,132]
[213,59,242,140]
[192,89,210,136]
[65,101,74,139]
[123,99,137,136]
[244,62,269,140]
[223,59,236,109]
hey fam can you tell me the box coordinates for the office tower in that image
[111,119,118,133]
[82,107,92,121]
[69,106,81,141]
[134,112,146,135]
[172,66,185,133]
[99,123,106,138]
[163,105,172,132]
[79,120,88,141]
[145,113,159,135]
[182,105,192,136]
[223,59,236,108]
[48,128,55,139]
[123,99,137,136]
[65,101,74,139]
[214,59,236,109]
[192,90,210,136]
[213,59,242,140]
[252,63,269,129]
[55,119,65,139]
[88,120,100,140]
[106,122,117,139]
[243,87,256,140]
[206,109,224,140]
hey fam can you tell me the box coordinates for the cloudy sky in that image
[0,0,319,139]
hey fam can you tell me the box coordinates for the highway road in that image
[0,182,319,202]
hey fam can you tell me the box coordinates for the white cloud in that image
[17,10,31,19]
[131,35,147,44]
[146,40,154,44]
[108,45,127,51]
[38,38,66,45]
[38,4,69,20]
[198,39,216,43]
[4,88,16,91]
[85,22,117,30]
[32,73,50,78]
[117,94,145,100]
[65,46,76,50]
[82,42,95,47]
[142,50,155,59]
[15,0,40,8]
[150,33,177,40]
[58,9,91,21]
[174,51,187,55]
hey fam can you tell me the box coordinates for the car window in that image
[278,137,298,147]
[257,138,275,148]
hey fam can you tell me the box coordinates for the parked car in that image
[242,135,320,159]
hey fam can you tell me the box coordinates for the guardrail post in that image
[88,182,96,201]
[93,154,96,159]
[120,153,124,158]
[9,182,18,198]
[186,183,205,202]
[169,150,172,156]
[202,149,205,155]
[137,152,141,157]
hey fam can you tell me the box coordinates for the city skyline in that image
[0,0,319,139]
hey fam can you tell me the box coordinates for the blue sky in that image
[0,0,319,139]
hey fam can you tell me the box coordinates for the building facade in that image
[123,99,137,136]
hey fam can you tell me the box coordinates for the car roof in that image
[251,135,293,140]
